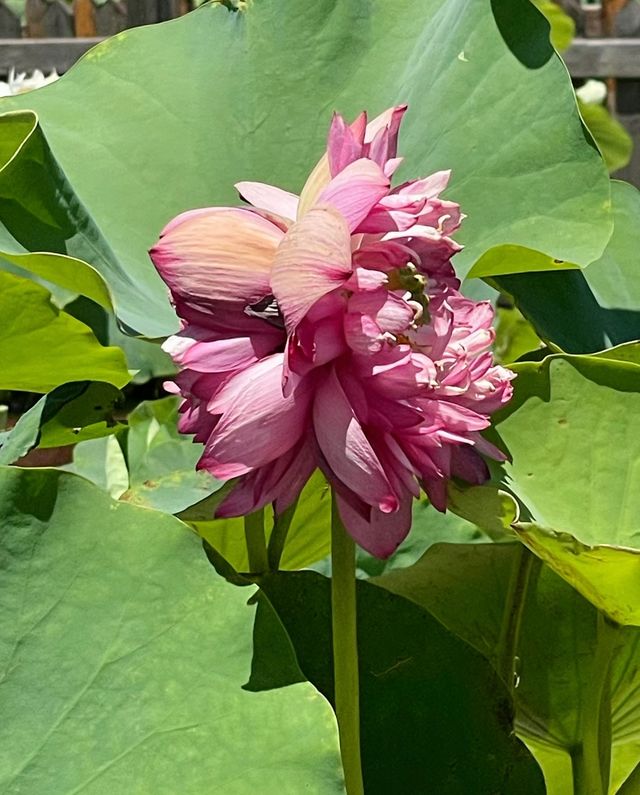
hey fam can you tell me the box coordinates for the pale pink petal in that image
[290,314,346,370]
[352,240,419,272]
[271,206,352,332]
[431,401,490,433]
[469,432,509,462]
[364,105,407,158]
[365,352,438,399]
[395,171,451,200]
[150,207,283,311]
[343,290,415,356]
[379,433,421,497]
[451,445,489,484]
[367,126,390,169]
[215,440,315,518]
[344,312,387,354]
[384,157,404,178]
[356,206,413,234]
[327,112,366,176]
[345,267,388,292]
[316,158,390,232]
[199,354,312,478]
[313,367,398,512]
[349,290,415,334]
[417,199,462,235]
[297,154,332,219]
[235,181,299,222]
[335,491,413,558]
[180,335,279,373]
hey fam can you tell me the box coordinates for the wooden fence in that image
[0,1,195,38]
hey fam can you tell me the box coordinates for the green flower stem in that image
[496,544,538,697]
[572,611,618,795]
[331,494,364,795]
[244,508,268,573]
[267,497,299,571]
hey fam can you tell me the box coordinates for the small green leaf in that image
[447,482,519,541]
[514,523,640,626]
[0,250,113,311]
[0,381,123,465]
[0,270,130,392]
[468,244,581,280]
[71,434,129,499]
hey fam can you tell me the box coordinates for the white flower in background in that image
[576,79,608,106]
[0,68,59,97]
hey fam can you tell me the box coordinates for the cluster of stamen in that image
[387,263,430,326]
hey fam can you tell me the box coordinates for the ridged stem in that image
[243,508,268,573]
[571,611,617,795]
[331,493,364,795]
[496,544,538,696]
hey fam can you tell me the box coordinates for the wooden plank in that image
[0,3,22,39]
[94,1,127,37]
[612,113,640,185]
[26,0,74,38]
[564,38,640,78]
[73,0,97,37]
[127,0,183,27]
[0,37,102,72]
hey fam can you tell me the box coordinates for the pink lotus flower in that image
[150,106,514,558]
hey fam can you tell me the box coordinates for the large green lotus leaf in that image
[0,111,176,337]
[374,543,640,794]
[593,342,640,367]
[0,270,130,392]
[0,467,344,795]
[490,354,640,624]
[0,0,611,313]
[0,382,123,465]
[493,180,640,352]
[254,570,545,794]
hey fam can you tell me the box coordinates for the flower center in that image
[387,263,430,326]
